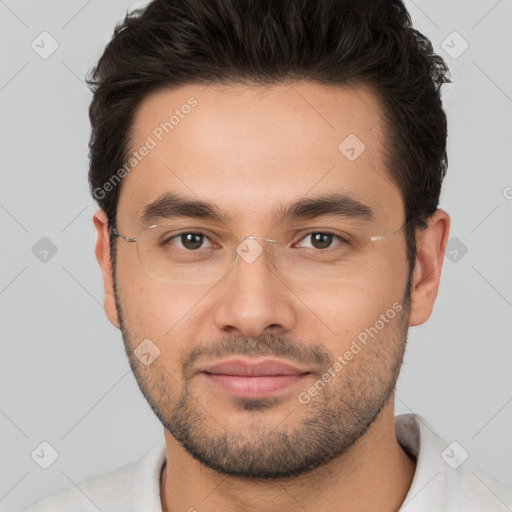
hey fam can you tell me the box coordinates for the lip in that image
[198,358,311,399]
[200,358,309,376]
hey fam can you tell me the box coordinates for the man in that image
[23,0,511,510]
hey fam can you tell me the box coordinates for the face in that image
[98,81,417,478]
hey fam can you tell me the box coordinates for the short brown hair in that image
[87,0,450,274]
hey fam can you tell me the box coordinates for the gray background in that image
[1,0,511,510]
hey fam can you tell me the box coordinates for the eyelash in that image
[296,232,349,250]
[162,231,350,250]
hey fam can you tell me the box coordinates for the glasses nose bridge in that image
[232,234,280,265]
[240,235,278,244]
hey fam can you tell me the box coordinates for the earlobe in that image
[408,209,450,326]
[92,210,120,328]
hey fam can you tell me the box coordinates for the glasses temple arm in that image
[370,219,410,242]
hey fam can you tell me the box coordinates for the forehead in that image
[117,80,403,228]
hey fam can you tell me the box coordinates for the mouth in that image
[197,358,311,399]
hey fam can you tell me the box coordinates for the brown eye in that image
[297,232,346,250]
[165,232,211,250]
[180,233,205,250]
[310,233,333,249]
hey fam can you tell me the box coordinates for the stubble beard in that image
[115,286,410,480]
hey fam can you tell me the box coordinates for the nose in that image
[213,238,296,339]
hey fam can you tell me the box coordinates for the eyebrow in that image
[140,192,229,226]
[139,191,374,226]
[276,192,374,223]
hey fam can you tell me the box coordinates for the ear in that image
[409,209,451,326]
[93,209,120,328]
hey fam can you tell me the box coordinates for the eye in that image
[165,232,214,251]
[295,232,348,250]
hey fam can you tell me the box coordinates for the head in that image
[89,0,450,478]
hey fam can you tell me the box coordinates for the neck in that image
[160,401,415,512]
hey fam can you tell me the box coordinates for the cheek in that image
[115,251,214,366]
[292,255,408,344]
[119,279,208,335]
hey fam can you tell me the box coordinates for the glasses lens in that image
[135,226,232,284]
[132,221,406,284]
